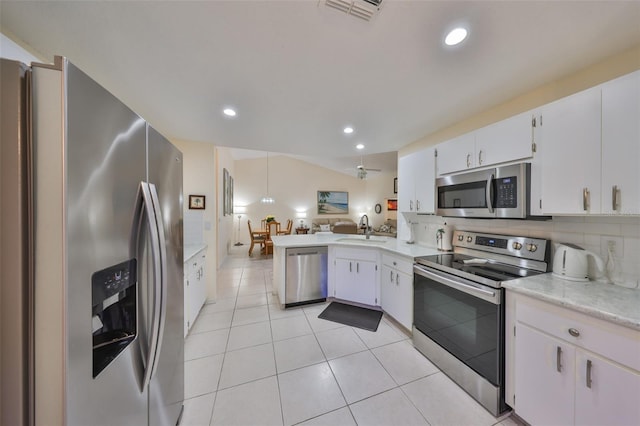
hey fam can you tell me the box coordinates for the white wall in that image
[172,139,217,301]
[233,155,397,244]
[0,32,44,63]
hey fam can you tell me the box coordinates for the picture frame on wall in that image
[223,168,234,216]
[317,191,349,214]
[189,195,206,210]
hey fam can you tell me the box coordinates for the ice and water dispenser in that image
[91,259,137,377]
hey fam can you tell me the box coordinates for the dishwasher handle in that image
[286,247,328,257]
[288,251,320,256]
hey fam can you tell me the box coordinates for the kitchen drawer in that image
[184,249,205,276]
[517,296,640,372]
[381,253,413,275]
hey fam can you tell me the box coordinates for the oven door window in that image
[438,180,492,209]
[413,272,503,386]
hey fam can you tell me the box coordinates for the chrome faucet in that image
[360,214,371,239]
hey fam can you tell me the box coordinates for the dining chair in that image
[277,219,293,235]
[264,221,280,255]
[247,220,266,256]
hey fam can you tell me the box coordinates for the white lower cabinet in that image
[380,253,413,331]
[508,292,640,425]
[515,323,575,425]
[331,247,379,306]
[184,247,207,336]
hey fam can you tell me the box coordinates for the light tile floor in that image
[181,247,524,426]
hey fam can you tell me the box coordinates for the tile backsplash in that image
[401,214,640,289]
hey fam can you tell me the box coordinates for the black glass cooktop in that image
[416,253,543,283]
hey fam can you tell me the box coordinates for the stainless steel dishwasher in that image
[285,246,328,307]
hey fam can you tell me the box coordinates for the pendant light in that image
[260,152,275,204]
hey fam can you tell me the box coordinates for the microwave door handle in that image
[486,173,495,213]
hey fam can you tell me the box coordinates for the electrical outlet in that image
[600,236,624,258]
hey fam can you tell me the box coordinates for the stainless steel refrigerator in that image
[1,56,184,425]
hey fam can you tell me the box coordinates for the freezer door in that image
[146,125,184,425]
[34,60,149,425]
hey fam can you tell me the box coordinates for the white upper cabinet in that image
[398,147,435,214]
[398,154,415,213]
[601,71,640,215]
[475,110,535,167]
[437,111,535,176]
[540,70,640,216]
[539,86,602,214]
[436,132,476,175]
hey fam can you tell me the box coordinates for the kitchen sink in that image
[336,236,389,244]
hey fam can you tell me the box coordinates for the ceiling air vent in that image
[324,0,382,22]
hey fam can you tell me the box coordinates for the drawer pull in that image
[568,328,580,337]
[586,359,593,389]
[556,346,562,372]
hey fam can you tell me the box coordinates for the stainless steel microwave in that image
[436,163,533,218]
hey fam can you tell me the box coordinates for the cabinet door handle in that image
[416,200,421,211]
[466,154,472,168]
[568,328,580,337]
[390,270,394,283]
[478,150,484,165]
[357,262,359,273]
[409,200,414,211]
[612,185,619,211]
[395,273,400,286]
[556,346,563,372]
[583,188,590,211]
[586,359,593,389]
[350,262,352,273]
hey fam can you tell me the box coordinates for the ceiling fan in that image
[355,156,381,180]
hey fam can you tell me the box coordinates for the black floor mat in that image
[318,301,383,332]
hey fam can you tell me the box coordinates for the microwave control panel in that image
[495,176,517,208]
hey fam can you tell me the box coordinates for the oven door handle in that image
[413,264,500,305]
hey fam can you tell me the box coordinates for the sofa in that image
[310,217,358,234]
[372,219,397,238]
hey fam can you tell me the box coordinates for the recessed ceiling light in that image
[445,27,468,46]
[223,108,237,117]
[343,127,354,134]
[356,144,365,150]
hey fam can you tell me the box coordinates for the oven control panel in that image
[453,230,549,262]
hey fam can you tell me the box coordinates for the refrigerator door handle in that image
[148,183,168,380]
[138,182,163,390]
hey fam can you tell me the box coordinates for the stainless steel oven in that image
[436,162,534,219]
[413,231,549,416]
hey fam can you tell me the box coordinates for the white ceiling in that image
[2,0,640,174]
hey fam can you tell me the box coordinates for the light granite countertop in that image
[184,243,207,262]
[503,274,640,331]
[270,234,442,259]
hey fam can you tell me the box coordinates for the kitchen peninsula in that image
[270,234,440,330]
